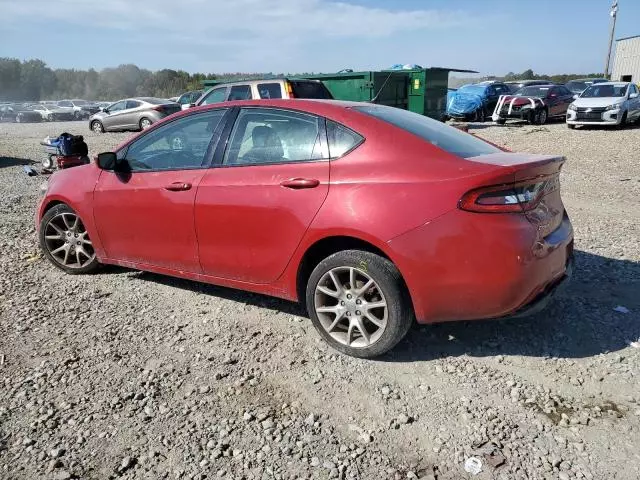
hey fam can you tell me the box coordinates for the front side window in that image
[354,105,500,159]
[200,88,227,105]
[108,101,127,112]
[122,109,227,171]
[258,83,283,99]
[224,108,324,166]
[228,85,252,101]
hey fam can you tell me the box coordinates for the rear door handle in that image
[164,182,192,191]
[280,178,320,189]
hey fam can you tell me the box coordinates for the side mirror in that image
[96,152,117,170]
[572,94,579,100]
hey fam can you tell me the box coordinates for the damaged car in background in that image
[32,103,75,122]
[446,81,511,122]
[0,104,43,123]
[492,85,574,125]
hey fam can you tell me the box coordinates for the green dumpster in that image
[304,67,477,120]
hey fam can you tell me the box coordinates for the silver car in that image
[88,97,181,133]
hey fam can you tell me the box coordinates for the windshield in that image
[353,105,500,159]
[516,86,551,97]
[566,81,587,93]
[458,85,486,95]
[581,84,627,98]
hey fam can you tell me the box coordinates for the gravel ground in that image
[1,120,639,480]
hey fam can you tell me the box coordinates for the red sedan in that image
[37,100,574,358]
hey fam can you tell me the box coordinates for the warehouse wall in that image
[611,36,640,83]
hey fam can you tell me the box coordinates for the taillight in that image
[459,180,548,213]
[152,105,165,113]
[285,82,295,98]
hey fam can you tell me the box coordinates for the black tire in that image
[535,108,548,125]
[91,120,104,133]
[39,204,100,275]
[567,124,576,129]
[495,119,506,125]
[474,108,486,122]
[305,250,414,358]
[139,117,153,130]
[617,111,627,129]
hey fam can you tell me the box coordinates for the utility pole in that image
[604,0,618,78]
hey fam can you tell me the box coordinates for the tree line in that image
[0,58,275,102]
[1,59,607,102]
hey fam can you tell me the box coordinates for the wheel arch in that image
[295,235,405,306]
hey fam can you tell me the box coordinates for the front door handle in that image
[164,182,192,191]
[280,178,320,189]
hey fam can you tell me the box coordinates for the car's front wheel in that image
[39,204,100,274]
[617,111,627,129]
[306,250,414,358]
[91,120,104,133]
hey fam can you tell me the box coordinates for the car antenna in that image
[370,72,394,104]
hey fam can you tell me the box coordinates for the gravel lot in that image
[1,120,639,480]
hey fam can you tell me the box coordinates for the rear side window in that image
[289,81,333,99]
[126,100,141,109]
[258,83,282,99]
[228,85,252,101]
[327,120,364,158]
[353,105,500,159]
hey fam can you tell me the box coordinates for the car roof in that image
[205,78,323,88]
[587,81,629,86]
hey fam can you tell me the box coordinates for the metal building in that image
[611,34,640,82]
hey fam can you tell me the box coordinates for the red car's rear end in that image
[387,151,573,323]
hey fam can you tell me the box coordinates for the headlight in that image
[605,104,621,111]
[568,104,577,111]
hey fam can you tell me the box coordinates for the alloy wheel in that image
[92,121,103,133]
[314,267,388,348]
[140,118,152,129]
[43,212,95,269]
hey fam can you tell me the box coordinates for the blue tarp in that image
[446,84,488,116]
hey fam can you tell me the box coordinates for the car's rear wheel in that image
[306,250,414,358]
[567,124,576,129]
[140,117,152,130]
[39,204,99,274]
[475,108,486,122]
[91,120,104,133]
[495,119,506,125]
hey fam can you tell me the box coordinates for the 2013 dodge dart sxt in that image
[37,99,574,358]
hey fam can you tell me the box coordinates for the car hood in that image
[572,97,625,108]
[90,111,108,120]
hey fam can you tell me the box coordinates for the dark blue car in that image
[446,82,511,121]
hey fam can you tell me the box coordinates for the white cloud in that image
[1,0,483,71]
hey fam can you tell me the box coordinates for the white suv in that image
[194,78,332,107]
[566,82,640,128]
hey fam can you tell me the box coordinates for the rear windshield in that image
[353,105,500,159]
[289,81,333,99]
[138,97,168,105]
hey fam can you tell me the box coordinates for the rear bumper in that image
[388,210,574,324]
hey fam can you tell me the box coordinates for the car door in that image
[93,108,229,272]
[121,99,143,128]
[102,100,128,130]
[195,107,330,283]
[556,86,575,115]
[545,87,562,116]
